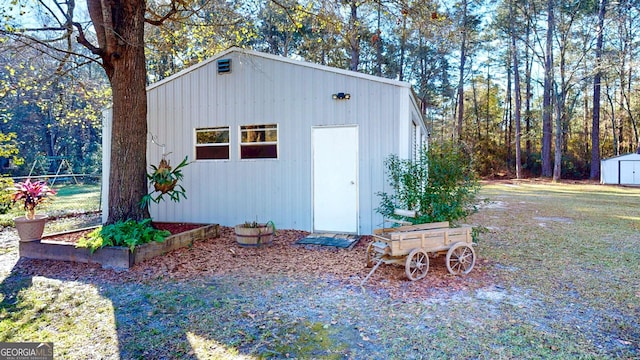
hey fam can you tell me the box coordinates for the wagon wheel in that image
[405,249,429,281]
[366,242,377,268]
[446,242,476,275]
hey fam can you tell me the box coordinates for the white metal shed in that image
[103,47,429,235]
[600,153,640,185]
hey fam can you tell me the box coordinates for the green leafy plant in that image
[76,218,170,253]
[141,156,189,209]
[0,177,15,215]
[240,220,277,235]
[377,141,480,225]
[11,179,56,219]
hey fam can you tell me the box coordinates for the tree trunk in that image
[553,87,563,182]
[583,95,590,160]
[87,0,150,223]
[622,64,639,152]
[591,0,606,180]
[541,0,554,177]
[605,84,619,156]
[505,56,512,166]
[399,5,408,81]
[456,0,468,141]
[486,64,491,139]
[471,78,481,141]
[524,7,533,165]
[375,0,382,77]
[349,0,359,71]
[510,0,523,179]
[554,21,569,182]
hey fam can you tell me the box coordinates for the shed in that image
[600,153,640,185]
[102,47,429,235]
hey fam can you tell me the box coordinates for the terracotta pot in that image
[234,224,274,247]
[14,215,47,242]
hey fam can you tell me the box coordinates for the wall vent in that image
[217,59,231,74]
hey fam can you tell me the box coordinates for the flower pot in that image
[14,215,47,242]
[234,224,274,247]
[153,180,177,194]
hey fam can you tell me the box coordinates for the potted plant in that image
[11,179,56,241]
[234,220,276,247]
[140,155,189,208]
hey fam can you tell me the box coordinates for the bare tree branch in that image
[145,1,179,26]
[73,22,103,56]
[1,29,102,67]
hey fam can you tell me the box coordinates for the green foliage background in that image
[2,0,638,180]
[377,142,480,225]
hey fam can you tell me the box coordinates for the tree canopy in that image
[1,0,639,222]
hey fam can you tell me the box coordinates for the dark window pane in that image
[196,146,229,160]
[240,144,277,159]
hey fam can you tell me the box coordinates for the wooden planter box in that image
[19,223,219,270]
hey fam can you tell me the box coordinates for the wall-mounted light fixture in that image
[332,92,351,100]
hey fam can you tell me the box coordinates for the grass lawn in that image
[0,181,638,358]
[0,183,101,228]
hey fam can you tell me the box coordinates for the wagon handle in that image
[360,258,385,287]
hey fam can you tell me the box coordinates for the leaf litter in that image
[1,183,638,359]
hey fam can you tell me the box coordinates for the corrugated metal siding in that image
[600,153,640,184]
[146,50,420,234]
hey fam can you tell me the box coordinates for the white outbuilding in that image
[600,153,640,185]
[103,47,429,235]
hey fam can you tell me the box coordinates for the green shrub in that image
[0,177,14,214]
[377,141,480,225]
[76,218,170,253]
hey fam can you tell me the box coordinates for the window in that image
[240,124,278,159]
[195,127,230,160]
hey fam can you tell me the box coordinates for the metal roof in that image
[147,47,413,91]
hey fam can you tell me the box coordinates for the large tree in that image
[1,1,217,223]
[83,0,151,223]
[541,0,554,177]
[509,0,523,179]
[591,0,607,179]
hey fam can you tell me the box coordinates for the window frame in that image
[239,123,279,160]
[194,126,231,160]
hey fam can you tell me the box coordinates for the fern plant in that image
[140,156,190,209]
[76,218,170,253]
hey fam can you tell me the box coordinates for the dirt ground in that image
[1,182,637,358]
[7,220,493,299]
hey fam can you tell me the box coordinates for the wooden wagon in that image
[361,220,476,285]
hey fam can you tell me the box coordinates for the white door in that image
[312,126,358,233]
[620,161,640,184]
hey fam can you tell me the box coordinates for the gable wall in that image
[146,51,423,233]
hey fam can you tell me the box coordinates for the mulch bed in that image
[17,225,494,299]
